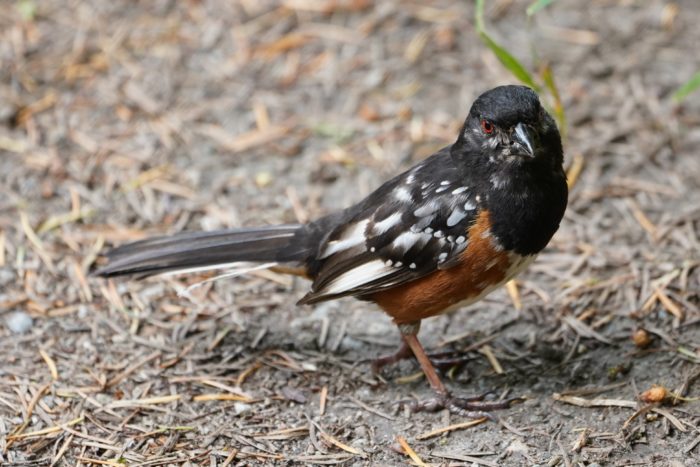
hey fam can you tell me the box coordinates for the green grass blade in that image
[541,63,567,141]
[475,0,487,31]
[480,33,540,91]
[17,0,37,20]
[673,71,700,102]
[527,0,559,16]
[475,0,540,91]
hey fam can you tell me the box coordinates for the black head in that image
[451,85,568,256]
[453,85,563,171]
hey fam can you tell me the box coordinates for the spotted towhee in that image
[96,85,568,417]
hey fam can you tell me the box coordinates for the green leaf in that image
[673,71,700,102]
[527,0,559,16]
[475,0,540,91]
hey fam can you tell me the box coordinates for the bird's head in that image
[453,85,563,171]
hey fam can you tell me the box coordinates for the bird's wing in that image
[299,150,484,304]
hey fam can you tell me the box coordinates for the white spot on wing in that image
[321,219,369,258]
[464,200,476,211]
[372,212,402,235]
[323,260,395,295]
[452,186,469,195]
[446,209,467,227]
[394,186,413,202]
[391,231,428,252]
[414,199,440,217]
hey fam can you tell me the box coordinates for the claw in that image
[422,351,475,372]
[388,323,522,420]
[410,392,523,419]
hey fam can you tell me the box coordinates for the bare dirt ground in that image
[1,1,700,465]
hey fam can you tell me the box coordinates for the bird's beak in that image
[512,122,536,158]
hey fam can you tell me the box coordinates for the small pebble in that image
[233,402,251,415]
[632,328,652,348]
[6,311,33,334]
[640,385,668,403]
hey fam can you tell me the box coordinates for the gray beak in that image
[512,122,536,158]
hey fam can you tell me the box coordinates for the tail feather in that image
[94,224,308,278]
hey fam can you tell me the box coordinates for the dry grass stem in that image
[1,2,698,463]
[416,417,488,440]
[397,436,428,466]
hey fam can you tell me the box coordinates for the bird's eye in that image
[480,119,494,135]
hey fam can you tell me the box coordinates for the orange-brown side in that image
[370,210,510,324]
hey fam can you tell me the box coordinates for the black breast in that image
[486,167,568,256]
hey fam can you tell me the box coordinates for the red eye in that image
[481,119,494,134]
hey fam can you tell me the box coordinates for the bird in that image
[95,85,568,418]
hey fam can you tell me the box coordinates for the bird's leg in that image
[398,321,521,419]
[371,343,474,374]
[371,340,413,374]
[371,325,474,374]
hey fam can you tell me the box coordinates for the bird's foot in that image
[410,391,523,419]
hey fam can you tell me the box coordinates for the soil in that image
[1,0,699,465]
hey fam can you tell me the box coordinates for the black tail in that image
[93,224,310,278]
